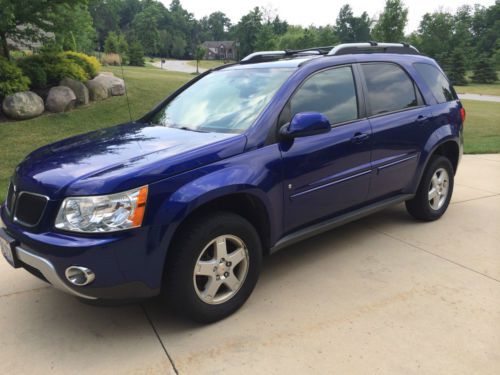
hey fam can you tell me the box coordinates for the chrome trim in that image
[4,182,15,216]
[290,170,372,199]
[328,43,420,56]
[13,191,50,227]
[241,50,286,62]
[65,266,95,286]
[377,154,419,171]
[15,246,97,300]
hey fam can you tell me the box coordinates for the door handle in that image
[416,114,430,123]
[351,132,370,144]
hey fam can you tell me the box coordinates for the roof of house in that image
[202,41,237,49]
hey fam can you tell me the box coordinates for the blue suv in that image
[0,43,464,322]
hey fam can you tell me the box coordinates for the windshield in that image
[151,68,294,133]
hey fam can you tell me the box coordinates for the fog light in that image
[65,266,95,286]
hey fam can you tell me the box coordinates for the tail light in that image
[460,107,466,124]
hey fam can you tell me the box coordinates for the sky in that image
[161,0,496,33]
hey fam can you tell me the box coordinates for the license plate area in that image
[0,228,21,268]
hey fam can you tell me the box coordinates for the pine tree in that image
[447,49,467,86]
[472,55,498,83]
[128,42,144,67]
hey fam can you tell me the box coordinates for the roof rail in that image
[239,42,420,64]
[327,42,419,56]
[240,46,334,64]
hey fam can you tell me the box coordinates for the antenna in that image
[119,54,133,123]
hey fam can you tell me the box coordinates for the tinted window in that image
[414,63,457,103]
[362,63,418,115]
[290,67,358,125]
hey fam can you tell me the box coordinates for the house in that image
[201,41,239,60]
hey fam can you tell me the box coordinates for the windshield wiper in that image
[177,126,208,133]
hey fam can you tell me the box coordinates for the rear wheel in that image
[164,212,262,323]
[405,155,454,221]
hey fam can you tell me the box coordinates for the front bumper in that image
[1,206,162,300]
[1,228,96,299]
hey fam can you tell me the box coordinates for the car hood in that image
[13,122,246,198]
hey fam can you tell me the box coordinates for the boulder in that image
[86,79,109,101]
[60,78,89,106]
[92,73,125,96]
[46,86,76,113]
[2,91,44,120]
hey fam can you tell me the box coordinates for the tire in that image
[163,212,262,323]
[405,155,454,221]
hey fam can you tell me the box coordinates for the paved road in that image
[152,60,207,74]
[458,93,500,102]
[1,154,499,374]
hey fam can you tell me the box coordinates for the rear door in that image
[280,65,372,233]
[359,62,432,200]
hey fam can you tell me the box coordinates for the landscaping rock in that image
[60,78,89,106]
[2,91,44,120]
[86,79,109,101]
[46,86,76,113]
[92,73,126,96]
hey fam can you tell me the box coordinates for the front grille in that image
[14,192,48,226]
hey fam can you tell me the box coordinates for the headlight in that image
[55,186,148,233]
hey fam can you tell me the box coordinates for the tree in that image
[52,3,96,53]
[206,12,231,40]
[446,49,467,85]
[194,45,205,74]
[335,5,371,43]
[132,2,165,56]
[128,40,144,66]
[372,0,408,42]
[104,31,127,55]
[235,7,263,57]
[472,55,498,83]
[0,0,87,59]
[414,12,454,66]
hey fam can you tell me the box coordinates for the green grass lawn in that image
[186,60,231,70]
[455,83,500,96]
[462,99,500,154]
[0,66,498,201]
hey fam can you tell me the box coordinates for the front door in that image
[279,66,372,233]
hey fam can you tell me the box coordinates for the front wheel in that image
[163,212,262,323]
[405,155,454,221]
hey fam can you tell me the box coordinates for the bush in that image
[17,56,48,89]
[102,53,123,66]
[0,57,30,99]
[18,53,88,87]
[63,51,101,79]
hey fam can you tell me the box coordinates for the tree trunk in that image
[0,32,10,60]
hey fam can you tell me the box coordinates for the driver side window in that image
[290,66,359,126]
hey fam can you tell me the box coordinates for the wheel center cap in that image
[217,263,227,275]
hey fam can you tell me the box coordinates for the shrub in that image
[102,53,122,66]
[49,58,88,83]
[17,56,48,89]
[63,51,101,79]
[0,57,30,99]
[18,53,89,87]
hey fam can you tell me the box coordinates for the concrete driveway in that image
[1,154,499,374]
[152,60,207,74]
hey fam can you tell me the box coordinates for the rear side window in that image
[414,63,457,103]
[361,63,418,115]
[290,66,358,125]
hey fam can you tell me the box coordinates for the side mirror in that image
[279,112,330,139]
